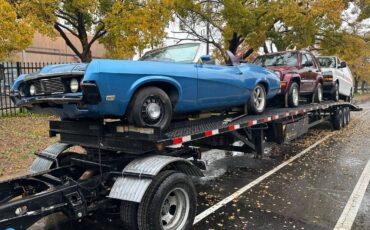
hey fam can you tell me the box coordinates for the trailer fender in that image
[29,142,71,173]
[108,155,203,203]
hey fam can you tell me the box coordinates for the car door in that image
[300,53,318,92]
[337,58,352,95]
[299,53,313,93]
[197,63,245,109]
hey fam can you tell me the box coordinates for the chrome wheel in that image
[317,84,323,102]
[160,188,190,230]
[292,87,299,106]
[141,95,164,125]
[253,86,266,112]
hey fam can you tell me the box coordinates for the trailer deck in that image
[0,100,362,230]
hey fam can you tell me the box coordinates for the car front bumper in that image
[10,82,103,119]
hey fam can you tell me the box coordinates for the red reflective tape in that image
[264,117,271,122]
[229,125,235,131]
[247,121,254,126]
[173,137,183,145]
[204,130,213,137]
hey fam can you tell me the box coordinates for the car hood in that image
[266,66,298,73]
[320,67,334,73]
[24,63,88,81]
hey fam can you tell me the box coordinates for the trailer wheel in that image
[138,170,196,230]
[120,201,139,230]
[343,107,350,126]
[331,108,343,130]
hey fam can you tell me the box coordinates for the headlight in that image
[274,71,281,78]
[70,78,79,93]
[29,84,36,96]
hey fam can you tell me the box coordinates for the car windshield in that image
[254,52,298,67]
[140,43,200,63]
[318,57,336,68]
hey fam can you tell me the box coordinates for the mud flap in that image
[29,143,71,173]
[108,155,203,203]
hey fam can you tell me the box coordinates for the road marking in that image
[193,109,369,225]
[194,133,335,224]
[334,159,370,230]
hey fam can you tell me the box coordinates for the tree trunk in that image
[354,75,360,93]
[228,32,243,54]
[361,80,366,93]
[242,48,254,60]
[263,42,269,54]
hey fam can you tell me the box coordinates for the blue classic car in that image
[11,43,280,129]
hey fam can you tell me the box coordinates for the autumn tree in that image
[10,0,173,62]
[172,0,349,61]
[0,0,33,60]
[102,0,173,59]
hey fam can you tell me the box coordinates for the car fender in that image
[128,76,183,101]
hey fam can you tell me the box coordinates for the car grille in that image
[33,77,65,95]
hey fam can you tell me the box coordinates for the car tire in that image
[128,87,172,130]
[332,82,339,101]
[346,89,353,103]
[247,84,266,115]
[313,82,323,103]
[137,170,197,230]
[287,82,299,107]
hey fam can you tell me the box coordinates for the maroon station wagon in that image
[253,50,324,107]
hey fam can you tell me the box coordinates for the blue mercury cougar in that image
[11,43,280,129]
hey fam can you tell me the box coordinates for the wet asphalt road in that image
[29,101,370,230]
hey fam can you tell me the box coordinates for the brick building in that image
[11,31,106,63]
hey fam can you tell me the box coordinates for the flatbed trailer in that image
[0,101,362,230]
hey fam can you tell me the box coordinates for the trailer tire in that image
[120,201,139,230]
[331,108,343,130]
[343,107,350,126]
[137,170,196,230]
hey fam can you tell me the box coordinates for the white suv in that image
[318,56,353,102]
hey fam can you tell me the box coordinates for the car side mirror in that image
[339,61,347,68]
[303,61,313,67]
[200,55,212,63]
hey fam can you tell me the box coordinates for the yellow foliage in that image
[0,0,34,60]
[102,0,174,59]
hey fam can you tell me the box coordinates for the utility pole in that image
[206,0,210,55]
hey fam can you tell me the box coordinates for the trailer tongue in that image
[0,101,361,230]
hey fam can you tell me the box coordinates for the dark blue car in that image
[11,43,280,129]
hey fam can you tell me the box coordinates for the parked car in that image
[317,56,353,102]
[253,50,324,107]
[11,43,280,129]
